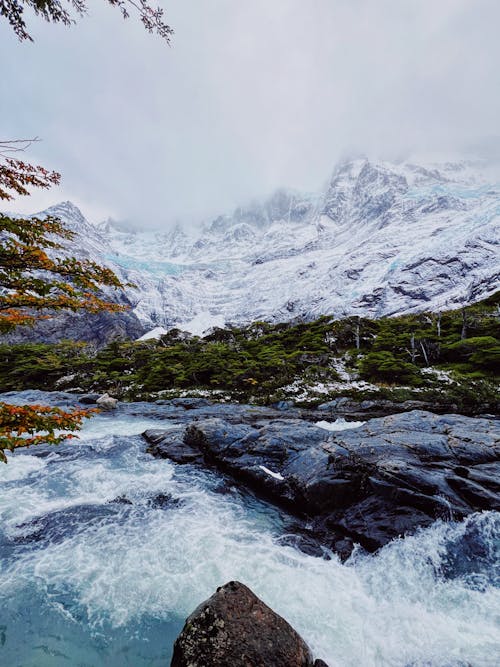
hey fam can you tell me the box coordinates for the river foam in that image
[1,409,498,666]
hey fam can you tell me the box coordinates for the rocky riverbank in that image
[2,389,498,558]
[144,407,500,558]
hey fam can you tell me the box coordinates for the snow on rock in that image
[181,312,226,336]
[259,465,285,481]
[136,327,169,341]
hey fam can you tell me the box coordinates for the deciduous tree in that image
[0,140,127,462]
[0,403,96,463]
[0,0,173,461]
[0,213,127,332]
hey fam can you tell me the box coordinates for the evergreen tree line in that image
[1,292,498,411]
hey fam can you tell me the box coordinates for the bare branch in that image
[1,0,173,42]
[0,138,40,156]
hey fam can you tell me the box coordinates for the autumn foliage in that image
[0,154,60,201]
[0,142,127,461]
[0,214,128,333]
[0,0,173,463]
[0,403,96,462]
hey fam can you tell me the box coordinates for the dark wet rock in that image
[467,462,500,493]
[276,522,330,558]
[332,496,435,552]
[134,400,318,425]
[439,512,499,585]
[211,480,238,496]
[170,581,324,667]
[272,400,296,411]
[79,393,101,404]
[446,475,500,510]
[170,397,212,409]
[0,389,81,409]
[146,492,184,510]
[316,397,457,419]
[108,495,133,505]
[135,403,320,432]
[145,427,204,464]
[144,410,499,557]
[13,503,128,545]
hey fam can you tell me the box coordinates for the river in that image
[0,397,498,666]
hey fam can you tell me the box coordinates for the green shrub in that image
[359,351,422,385]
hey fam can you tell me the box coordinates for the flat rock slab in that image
[144,410,500,556]
[316,397,458,418]
[170,581,327,667]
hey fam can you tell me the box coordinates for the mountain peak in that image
[40,201,87,226]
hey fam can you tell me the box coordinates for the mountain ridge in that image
[15,157,500,339]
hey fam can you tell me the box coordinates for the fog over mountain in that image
[9,156,494,344]
[2,0,500,226]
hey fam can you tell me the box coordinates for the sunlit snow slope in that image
[36,158,500,334]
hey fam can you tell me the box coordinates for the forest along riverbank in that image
[0,390,499,666]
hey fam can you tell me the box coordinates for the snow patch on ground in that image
[136,327,169,341]
[180,312,226,336]
[279,378,379,402]
[155,388,232,401]
[330,358,354,383]
[421,368,457,384]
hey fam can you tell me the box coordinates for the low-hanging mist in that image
[2,0,500,224]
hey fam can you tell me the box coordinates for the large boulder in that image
[145,427,203,464]
[79,393,101,405]
[96,393,118,410]
[170,581,326,667]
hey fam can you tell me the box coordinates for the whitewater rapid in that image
[0,409,499,666]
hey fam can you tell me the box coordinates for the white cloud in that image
[1,0,499,226]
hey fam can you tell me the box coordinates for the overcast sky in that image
[1,0,499,226]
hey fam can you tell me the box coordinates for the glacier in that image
[18,158,500,339]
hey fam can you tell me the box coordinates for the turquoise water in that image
[105,254,235,277]
[0,400,499,666]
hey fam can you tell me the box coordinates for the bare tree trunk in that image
[410,333,416,364]
[355,320,360,350]
[420,341,429,366]
[461,307,467,340]
[437,312,441,338]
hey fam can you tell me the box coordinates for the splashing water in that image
[0,409,498,666]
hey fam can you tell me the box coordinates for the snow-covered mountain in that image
[28,158,500,337]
